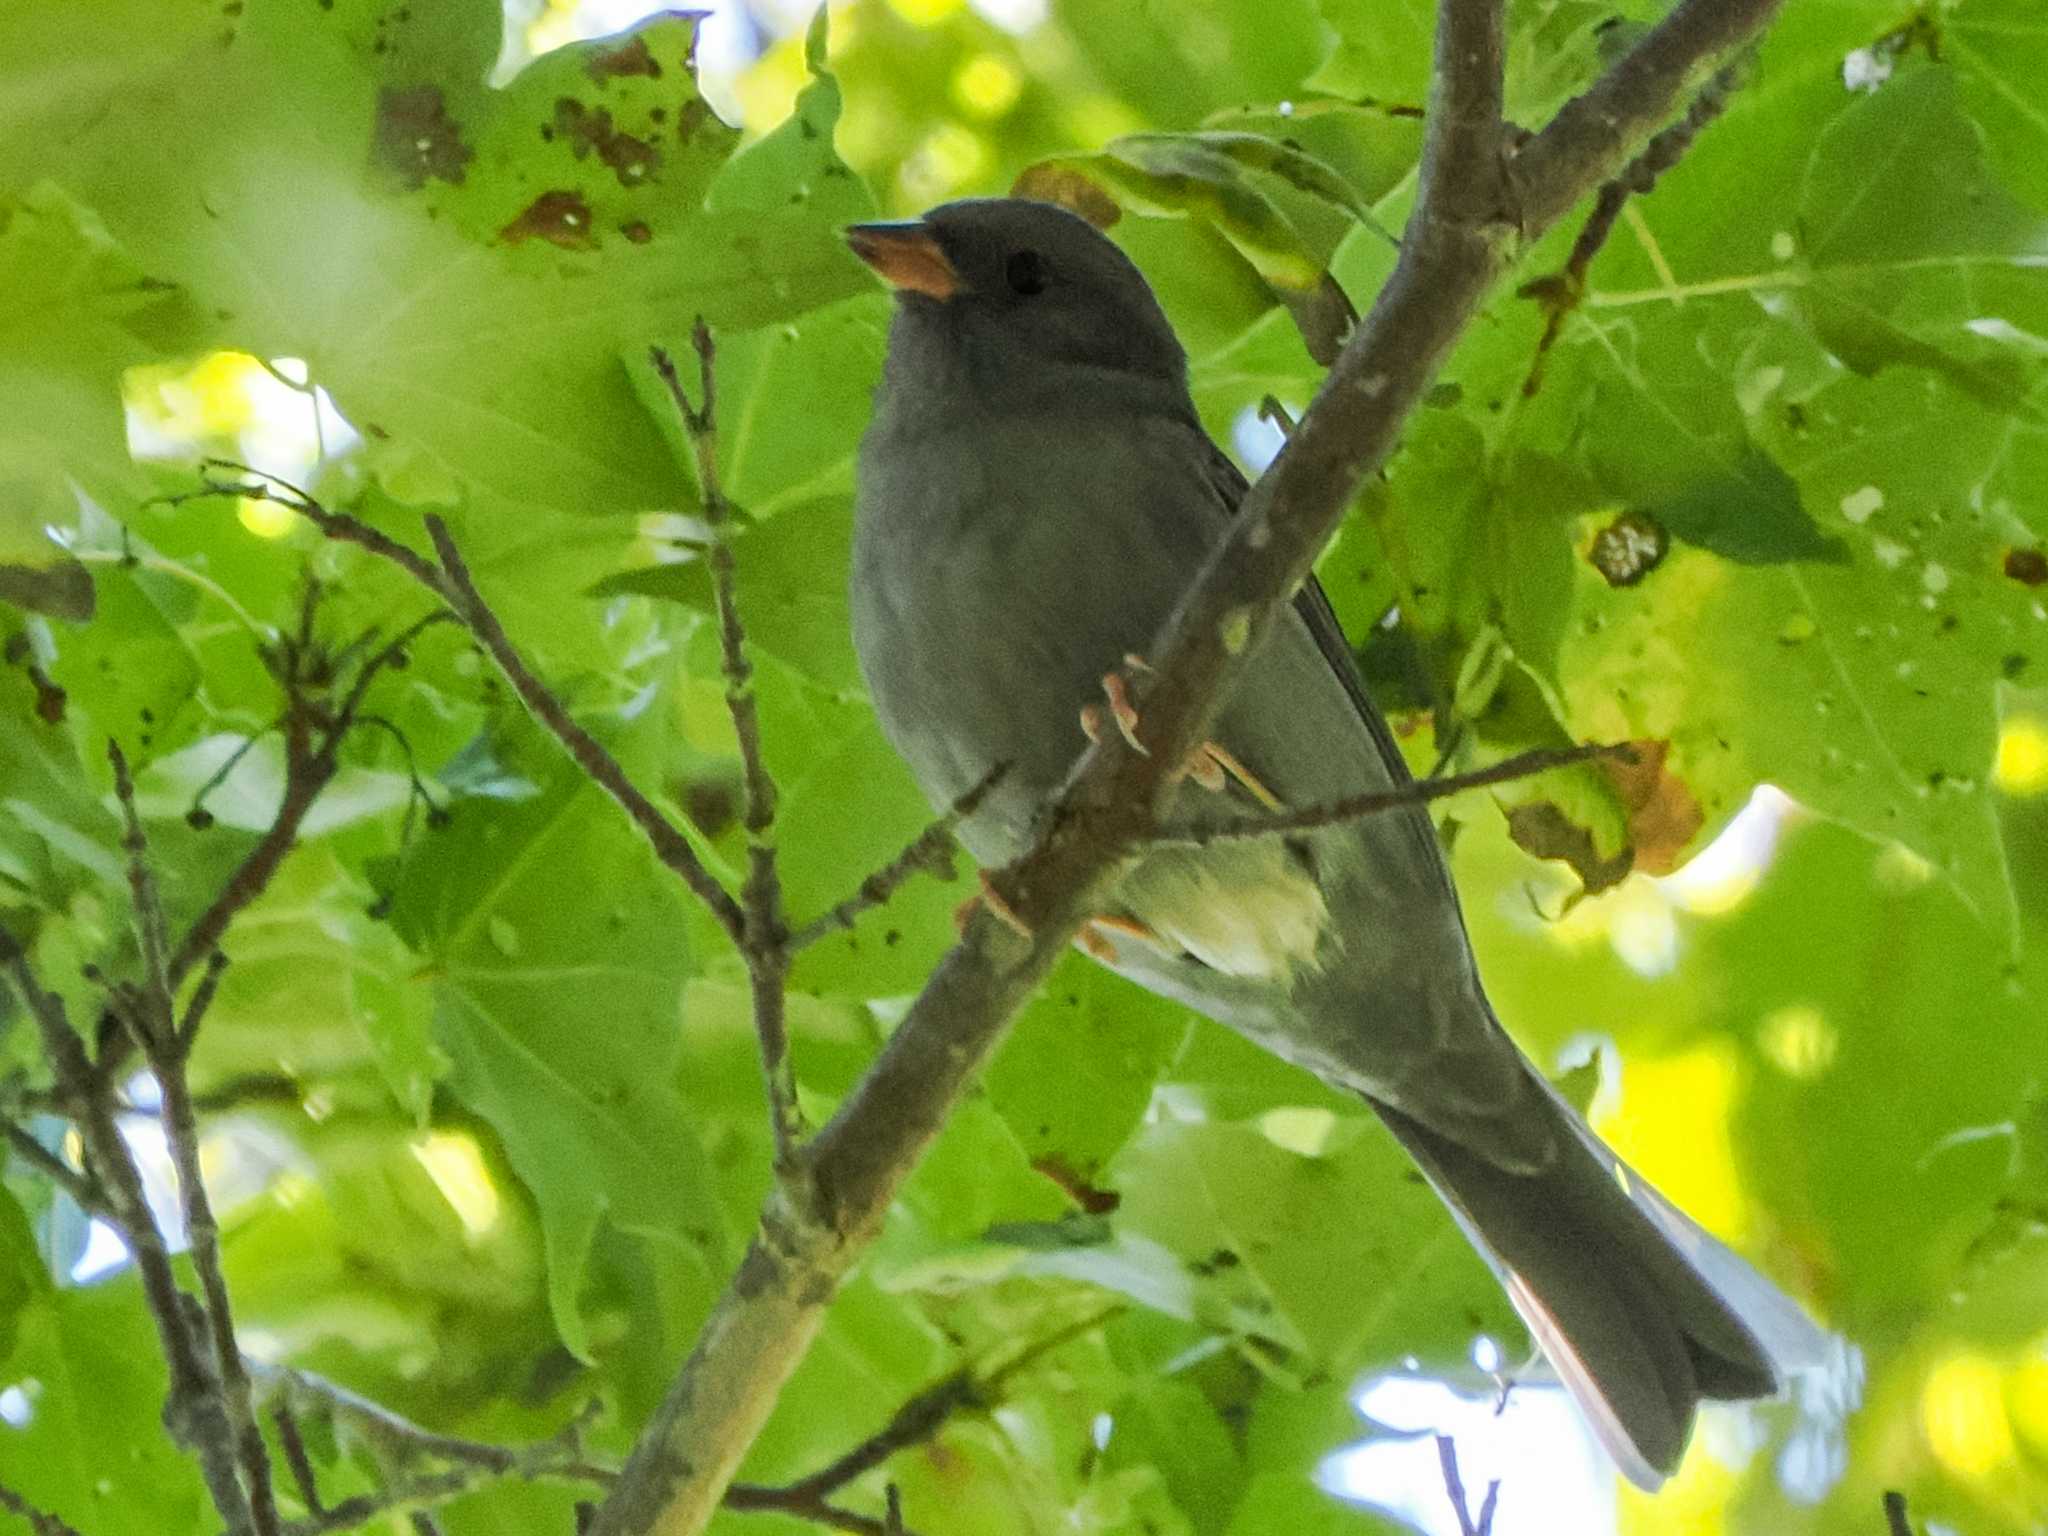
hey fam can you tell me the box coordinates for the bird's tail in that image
[1370,1072,1829,1489]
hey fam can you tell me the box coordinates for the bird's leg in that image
[953,868,1033,939]
[1079,654,1285,809]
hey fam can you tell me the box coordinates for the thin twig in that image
[0,1118,116,1221]
[728,1302,1116,1534]
[420,514,749,946]
[176,463,451,596]
[166,759,326,990]
[156,1046,281,1536]
[1434,1436,1499,1536]
[650,331,800,1164]
[1883,1491,1915,1536]
[179,466,754,951]
[1162,743,1627,845]
[0,1481,87,1536]
[109,752,282,1536]
[109,744,175,1041]
[279,1468,487,1536]
[1,941,256,1533]
[254,1368,623,1505]
[735,1376,971,1509]
[260,1404,612,1536]
[332,610,459,730]
[97,576,445,1084]
[1518,61,1745,395]
[272,1403,325,1518]
[177,949,232,1054]
[790,763,1010,951]
[722,1494,919,1536]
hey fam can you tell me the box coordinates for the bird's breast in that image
[851,410,1218,862]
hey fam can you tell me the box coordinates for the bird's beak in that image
[845,221,961,301]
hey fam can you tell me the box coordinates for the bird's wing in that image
[1192,436,1456,905]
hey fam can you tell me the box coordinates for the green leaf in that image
[18,0,869,522]
[385,724,723,1360]
[1102,1378,1246,1536]
[41,563,206,763]
[775,707,977,1001]
[985,957,1190,1191]
[1310,0,1433,103]
[186,850,445,1123]
[0,1281,209,1536]
[0,1184,47,1362]
[1055,0,1328,129]
[1794,66,2048,415]
[426,13,741,244]
[708,7,875,226]
[0,185,173,575]
[1951,0,2048,208]
[1370,418,1605,688]
[1224,1475,1406,1536]
[1551,313,1848,567]
[0,1,218,194]
[592,506,860,694]
[1108,1113,1518,1374]
[1204,103,1423,213]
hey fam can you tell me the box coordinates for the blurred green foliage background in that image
[2,2,2046,1534]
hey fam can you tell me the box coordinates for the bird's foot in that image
[1184,741,1285,811]
[1078,912,1164,962]
[1076,655,1284,811]
[1078,660,1151,757]
[953,869,1033,939]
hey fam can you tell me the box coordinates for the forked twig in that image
[650,328,800,1164]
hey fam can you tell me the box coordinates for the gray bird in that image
[846,196,1827,1487]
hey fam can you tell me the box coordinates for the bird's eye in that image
[1005,250,1048,296]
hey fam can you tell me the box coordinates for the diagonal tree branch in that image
[581,0,1789,1532]
[418,513,750,946]
[1511,0,1783,231]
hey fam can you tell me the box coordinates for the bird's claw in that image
[1078,654,1159,755]
[954,869,1033,939]
[1078,913,1165,962]
[1188,740,1285,811]
[1182,746,1227,793]
[1099,670,1149,756]
[1074,654,1282,811]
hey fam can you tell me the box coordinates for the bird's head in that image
[847,197,1188,397]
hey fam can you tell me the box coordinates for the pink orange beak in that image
[846,221,961,301]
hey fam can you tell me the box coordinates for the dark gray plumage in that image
[846,197,1824,1486]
